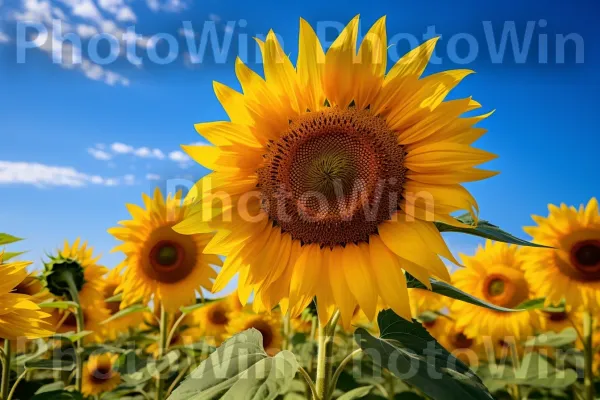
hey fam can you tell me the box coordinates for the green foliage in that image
[167,329,299,400]
[355,310,494,400]
[435,214,548,248]
[0,233,23,246]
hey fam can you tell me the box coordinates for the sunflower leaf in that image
[478,352,577,389]
[31,390,84,400]
[514,298,546,311]
[434,214,549,248]
[337,386,374,400]
[406,274,517,312]
[167,329,299,400]
[0,233,23,246]
[38,301,79,310]
[105,293,122,303]
[0,251,26,262]
[25,359,76,371]
[354,310,494,400]
[101,304,150,325]
[51,331,93,343]
[525,328,578,348]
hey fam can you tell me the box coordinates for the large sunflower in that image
[82,353,121,396]
[190,299,233,346]
[0,253,53,340]
[109,189,222,312]
[521,198,600,310]
[409,287,447,317]
[174,15,496,326]
[451,241,538,343]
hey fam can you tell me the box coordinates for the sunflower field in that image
[2,15,599,400]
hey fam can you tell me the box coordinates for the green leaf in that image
[337,386,374,400]
[479,353,577,389]
[51,331,93,343]
[101,304,150,325]
[25,359,76,371]
[167,329,299,400]
[406,274,517,312]
[38,301,79,310]
[525,328,577,348]
[514,298,546,311]
[31,390,84,400]
[14,339,49,366]
[1,251,26,261]
[34,381,65,394]
[179,297,221,314]
[0,233,23,246]
[105,293,123,303]
[435,214,548,248]
[354,309,493,400]
[121,351,179,385]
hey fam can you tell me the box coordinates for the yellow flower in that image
[0,253,53,340]
[226,311,282,355]
[175,15,495,327]
[100,266,145,340]
[521,198,600,310]
[82,353,121,396]
[55,298,110,344]
[451,241,538,343]
[109,189,222,312]
[45,239,108,308]
[536,308,579,334]
[189,299,233,346]
[409,288,447,317]
[437,320,482,365]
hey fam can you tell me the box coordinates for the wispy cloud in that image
[0,160,131,188]
[146,173,161,181]
[0,31,10,43]
[87,147,112,160]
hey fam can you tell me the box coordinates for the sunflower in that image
[437,320,482,365]
[226,311,282,355]
[13,273,53,303]
[55,298,110,343]
[101,266,144,339]
[82,353,121,396]
[536,307,580,334]
[174,15,496,327]
[109,189,222,312]
[0,253,53,340]
[521,198,600,311]
[190,299,233,345]
[44,239,107,308]
[409,288,447,317]
[451,241,538,343]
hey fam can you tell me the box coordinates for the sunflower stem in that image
[155,305,168,400]
[282,313,291,351]
[327,349,362,399]
[314,312,339,400]
[583,311,595,400]
[6,369,28,400]
[1,340,11,400]
[63,272,84,394]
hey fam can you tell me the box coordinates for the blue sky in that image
[0,0,598,276]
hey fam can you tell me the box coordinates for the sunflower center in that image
[570,240,600,278]
[258,107,406,246]
[482,269,529,308]
[249,320,274,349]
[545,311,569,322]
[453,332,474,349]
[208,306,229,326]
[91,365,113,382]
[143,227,198,284]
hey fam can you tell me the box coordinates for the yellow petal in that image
[324,15,360,107]
[297,18,326,111]
[342,243,377,321]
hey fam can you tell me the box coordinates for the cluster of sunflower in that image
[1,14,599,400]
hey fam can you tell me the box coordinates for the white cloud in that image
[0,31,10,43]
[111,142,134,154]
[76,24,98,38]
[87,148,112,160]
[123,173,135,185]
[0,160,129,188]
[146,0,187,12]
[152,149,165,159]
[71,0,103,22]
[208,13,220,22]
[168,150,189,163]
[146,173,160,181]
[116,6,136,22]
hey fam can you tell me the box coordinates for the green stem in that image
[327,349,362,399]
[64,273,84,393]
[166,312,185,350]
[6,369,28,400]
[1,340,11,400]
[155,305,168,400]
[314,312,339,400]
[385,373,395,400]
[583,311,595,400]
[297,366,318,399]
[282,314,291,351]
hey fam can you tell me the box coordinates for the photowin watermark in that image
[14,18,585,67]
